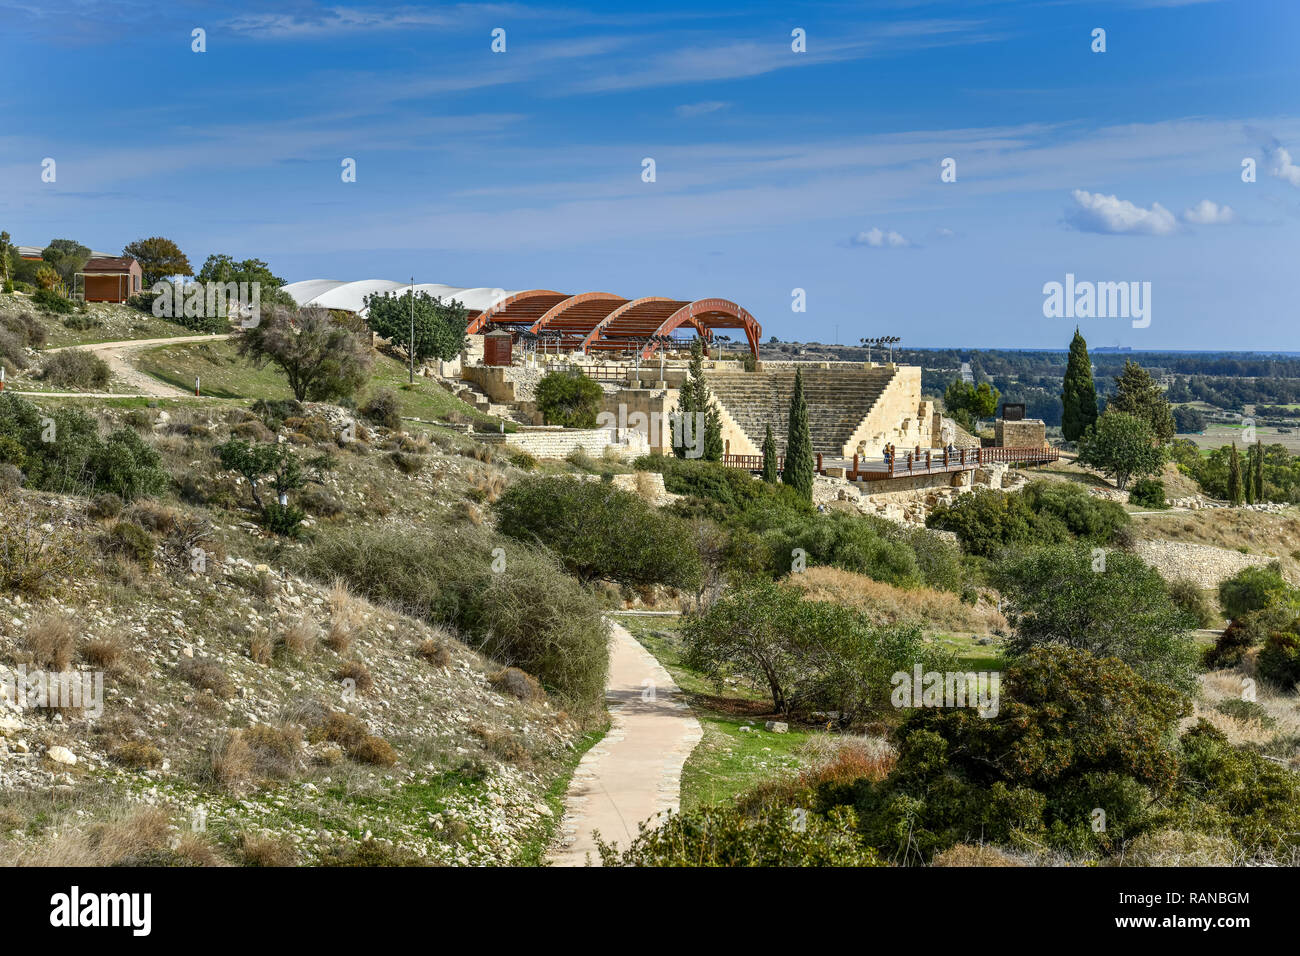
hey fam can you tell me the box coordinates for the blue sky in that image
[2,0,1297,349]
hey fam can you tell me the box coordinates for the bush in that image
[535,370,603,428]
[928,483,1128,557]
[1218,562,1295,620]
[38,349,111,389]
[508,451,537,471]
[0,394,168,500]
[61,313,102,332]
[1204,605,1296,669]
[101,520,156,566]
[846,646,1190,861]
[760,512,927,590]
[298,524,609,711]
[493,476,702,589]
[1167,578,1217,629]
[360,389,402,430]
[598,806,879,867]
[31,288,75,314]
[1257,628,1300,691]
[88,492,124,519]
[1129,477,1168,508]
[994,544,1200,693]
[0,502,87,595]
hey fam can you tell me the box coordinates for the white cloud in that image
[1181,199,1235,225]
[675,101,729,118]
[1065,189,1178,236]
[1267,144,1300,187]
[851,227,912,248]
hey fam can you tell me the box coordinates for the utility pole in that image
[408,276,415,384]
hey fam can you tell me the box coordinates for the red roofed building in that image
[79,257,143,303]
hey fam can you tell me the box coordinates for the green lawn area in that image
[135,338,513,430]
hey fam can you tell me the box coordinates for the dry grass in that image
[204,730,253,792]
[334,659,373,693]
[932,843,1025,867]
[489,666,545,702]
[325,579,362,653]
[1189,668,1300,758]
[239,832,299,867]
[0,805,223,867]
[784,566,1007,634]
[415,638,451,667]
[81,631,124,669]
[282,618,319,658]
[23,611,77,670]
[110,741,164,770]
[249,634,274,664]
[739,735,895,812]
[178,655,234,698]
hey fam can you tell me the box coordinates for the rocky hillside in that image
[0,397,604,866]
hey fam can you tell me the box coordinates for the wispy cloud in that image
[850,227,913,248]
[675,101,730,118]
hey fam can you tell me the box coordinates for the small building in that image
[79,257,143,303]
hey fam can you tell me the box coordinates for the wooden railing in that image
[722,445,1058,479]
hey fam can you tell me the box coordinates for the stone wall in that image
[995,419,1047,447]
[478,426,649,460]
[460,365,517,403]
[1128,539,1278,589]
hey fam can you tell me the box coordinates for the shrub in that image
[101,520,155,566]
[298,484,343,518]
[490,666,545,702]
[535,370,603,428]
[351,735,397,766]
[1129,477,1168,509]
[388,450,422,474]
[493,476,702,589]
[88,492,124,519]
[299,524,609,711]
[205,731,253,791]
[111,742,164,770]
[359,389,402,430]
[334,659,373,693]
[31,288,75,314]
[23,612,77,670]
[239,834,298,867]
[178,656,234,698]
[0,504,87,595]
[1218,562,1295,620]
[1257,628,1300,691]
[760,512,926,589]
[597,806,880,867]
[847,646,1190,861]
[926,486,1041,558]
[1214,697,1276,727]
[61,313,102,332]
[0,394,167,499]
[1167,578,1217,629]
[415,639,451,667]
[38,349,110,389]
[508,451,538,471]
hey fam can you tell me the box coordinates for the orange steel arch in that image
[530,292,627,335]
[465,290,567,334]
[578,297,680,352]
[641,298,761,360]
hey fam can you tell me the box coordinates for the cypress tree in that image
[782,367,815,501]
[761,423,778,483]
[673,339,723,460]
[1061,328,1098,442]
[1228,443,1243,506]
[1254,439,1265,502]
[1245,444,1257,505]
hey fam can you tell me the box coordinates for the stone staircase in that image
[707,366,899,456]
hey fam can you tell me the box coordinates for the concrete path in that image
[16,334,231,399]
[549,620,702,866]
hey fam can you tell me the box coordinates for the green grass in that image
[514,723,608,866]
[136,338,513,430]
[618,615,819,811]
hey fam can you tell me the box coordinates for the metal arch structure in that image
[465,289,568,335]
[290,278,761,359]
[640,298,761,359]
[577,296,680,352]
[531,292,628,336]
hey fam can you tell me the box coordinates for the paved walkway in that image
[549,620,702,866]
[15,334,231,399]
